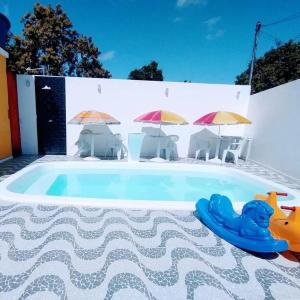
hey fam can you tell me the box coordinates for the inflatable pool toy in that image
[255,191,300,252]
[195,194,288,253]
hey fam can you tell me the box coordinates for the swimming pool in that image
[0,162,299,210]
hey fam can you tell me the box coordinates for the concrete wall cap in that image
[0,47,8,58]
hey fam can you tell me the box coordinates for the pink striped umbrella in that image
[193,111,251,162]
[193,111,251,127]
[134,110,188,161]
[134,110,188,125]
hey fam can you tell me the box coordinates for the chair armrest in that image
[225,142,241,150]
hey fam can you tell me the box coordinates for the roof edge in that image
[0,47,8,58]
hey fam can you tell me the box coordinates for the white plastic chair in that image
[162,135,179,161]
[222,138,244,164]
[195,140,210,161]
[75,129,92,157]
[105,134,127,160]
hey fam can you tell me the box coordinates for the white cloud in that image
[101,50,116,61]
[204,16,221,29]
[206,29,225,40]
[173,16,183,23]
[203,16,224,40]
[176,0,207,8]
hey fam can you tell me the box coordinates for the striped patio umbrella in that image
[193,111,251,162]
[68,110,120,125]
[134,110,188,125]
[134,110,188,161]
[68,110,120,159]
[193,111,251,128]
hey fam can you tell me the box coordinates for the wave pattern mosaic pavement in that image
[0,201,300,299]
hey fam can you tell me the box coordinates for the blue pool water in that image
[38,168,287,202]
[7,166,292,203]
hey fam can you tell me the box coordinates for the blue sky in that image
[1,0,300,83]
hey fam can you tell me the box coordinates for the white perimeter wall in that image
[16,75,38,154]
[246,79,300,180]
[66,78,250,157]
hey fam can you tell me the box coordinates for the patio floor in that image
[0,156,300,299]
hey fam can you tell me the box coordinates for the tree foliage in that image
[128,61,163,81]
[6,3,111,77]
[235,41,300,94]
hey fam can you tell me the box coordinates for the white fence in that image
[15,74,300,180]
[65,77,251,158]
[16,75,251,158]
[246,79,300,180]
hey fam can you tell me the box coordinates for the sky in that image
[1,0,300,83]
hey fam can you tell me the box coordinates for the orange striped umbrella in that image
[68,110,120,125]
[68,110,120,159]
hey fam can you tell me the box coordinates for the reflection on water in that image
[43,169,285,203]
[47,174,122,198]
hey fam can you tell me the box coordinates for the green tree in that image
[235,41,300,94]
[128,61,163,81]
[6,3,111,78]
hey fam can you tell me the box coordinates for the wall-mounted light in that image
[236,91,241,100]
[165,88,169,97]
[97,84,102,94]
[42,85,51,90]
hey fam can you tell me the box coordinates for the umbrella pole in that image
[91,134,95,157]
[213,125,221,160]
[156,123,161,158]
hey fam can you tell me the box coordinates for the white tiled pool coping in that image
[0,161,300,211]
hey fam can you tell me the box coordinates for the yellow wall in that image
[0,54,12,160]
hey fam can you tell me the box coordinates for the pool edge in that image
[0,161,300,211]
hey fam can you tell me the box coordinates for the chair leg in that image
[166,150,171,161]
[205,151,209,161]
[104,148,109,159]
[233,152,238,164]
[117,148,121,160]
[222,151,228,163]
